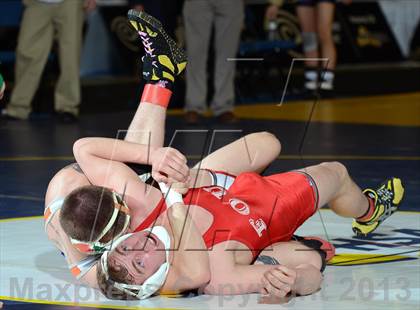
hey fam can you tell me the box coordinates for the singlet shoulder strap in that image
[44,197,65,230]
[207,170,236,190]
[135,198,167,232]
[69,255,100,280]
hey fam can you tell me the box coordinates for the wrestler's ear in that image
[97,262,136,300]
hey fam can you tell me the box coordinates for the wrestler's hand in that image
[170,178,191,195]
[261,266,297,298]
[151,147,189,184]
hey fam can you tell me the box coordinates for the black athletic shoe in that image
[127,9,187,84]
[0,110,26,121]
[56,112,78,123]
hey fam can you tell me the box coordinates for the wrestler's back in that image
[45,164,90,207]
[44,164,99,288]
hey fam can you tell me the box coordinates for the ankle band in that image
[141,84,172,108]
[357,196,375,222]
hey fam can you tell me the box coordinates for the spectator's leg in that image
[296,4,319,90]
[211,0,244,116]
[183,0,214,114]
[316,1,336,90]
[6,0,54,119]
[53,0,84,116]
[297,4,318,66]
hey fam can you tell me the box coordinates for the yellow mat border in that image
[0,295,178,310]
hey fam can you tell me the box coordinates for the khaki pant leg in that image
[183,0,214,114]
[7,0,54,119]
[53,0,84,115]
[211,0,244,115]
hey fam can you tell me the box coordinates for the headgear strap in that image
[70,191,130,254]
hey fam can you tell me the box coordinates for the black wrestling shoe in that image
[0,109,27,121]
[56,112,78,123]
[127,9,187,84]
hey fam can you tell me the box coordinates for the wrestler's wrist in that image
[169,202,185,213]
[168,203,189,223]
[158,182,184,207]
[294,264,322,295]
[148,146,159,164]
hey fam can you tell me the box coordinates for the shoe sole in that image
[127,9,187,64]
[352,223,379,238]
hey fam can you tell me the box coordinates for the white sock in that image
[304,69,318,90]
[320,70,334,90]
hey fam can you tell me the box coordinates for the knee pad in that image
[301,32,318,53]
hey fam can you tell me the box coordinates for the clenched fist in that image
[150,147,189,184]
[261,266,297,298]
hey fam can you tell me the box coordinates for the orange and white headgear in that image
[70,191,130,254]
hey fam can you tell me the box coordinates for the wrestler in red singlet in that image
[135,171,319,259]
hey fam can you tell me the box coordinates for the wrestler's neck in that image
[126,184,163,231]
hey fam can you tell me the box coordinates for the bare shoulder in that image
[45,163,90,207]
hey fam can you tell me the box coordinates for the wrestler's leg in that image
[124,10,187,147]
[124,94,168,147]
[299,162,369,218]
[193,132,281,175]
[124,13,279,174]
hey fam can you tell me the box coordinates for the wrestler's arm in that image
[45,224,100,288]
[204,248,277,294]
[73,137,189,185]
[203,246,322,296]
[256,240,324,297]
[258,264,322,298]
[64,251,100,289]
[160,203,211,294]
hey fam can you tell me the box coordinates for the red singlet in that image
[135,171,318,259]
